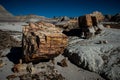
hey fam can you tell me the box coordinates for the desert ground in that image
[0,3,120,80]
[0,22,106,80]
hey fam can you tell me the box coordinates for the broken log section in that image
[22,22,68,62]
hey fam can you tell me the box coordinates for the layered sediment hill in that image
[0,5,13,17]
[0,5,19,22]
[16,14,48,22]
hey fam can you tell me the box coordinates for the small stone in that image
[13,60,27,73]
[57,58,68,67]
[103,40,108,44]
[99,40,103,44]
[0,60,5,68]
[106,25,111,28]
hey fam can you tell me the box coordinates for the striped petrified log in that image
[78,14,93,27]
[22,22,68,62]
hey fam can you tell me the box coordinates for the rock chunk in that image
[57,58,68,67]
[78,13,104,39]
[79,14,93,27]
[22,22,68,62]
[0,60,5,68]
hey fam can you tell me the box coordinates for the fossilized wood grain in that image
[22,22,68,61]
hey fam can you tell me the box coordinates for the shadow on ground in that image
[63,29,82,37]
[6,47,51,64]
[7,47,23,64]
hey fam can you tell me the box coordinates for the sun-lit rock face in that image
[22,22,68,62]
[78,12,104,39]
[78,14,93,27]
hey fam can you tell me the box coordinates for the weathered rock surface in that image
[64,28,120,80]
[0,30,21,50]
[22,22,68,62]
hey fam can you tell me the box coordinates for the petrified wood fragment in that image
[78,14,93,27]
[22,22,68,62]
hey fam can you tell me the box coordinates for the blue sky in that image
[0,0,120,18]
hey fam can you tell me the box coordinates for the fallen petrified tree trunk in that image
[78,14,93,27]
[78,14,104,39]
[22,22,68,62]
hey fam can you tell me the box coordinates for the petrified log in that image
[91,16,98,26]
[22,22,68,62]
[78,13,105,39]
[78,15,96,38]
[78,14,93,27]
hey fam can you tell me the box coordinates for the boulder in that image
[65,45,120,80]
[22,22,68,62]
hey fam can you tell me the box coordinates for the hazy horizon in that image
[0,0,120,18]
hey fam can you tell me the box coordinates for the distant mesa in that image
[110,13,120,22]
[60,16,70,21]
[0,5,13,17]
[0,5,119,23]
[16,14,48,22]
[0,5,19,22]
[0,5,48,22]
